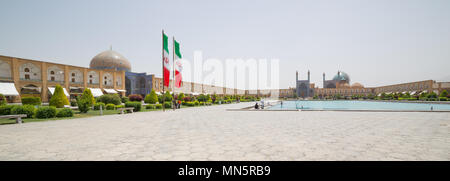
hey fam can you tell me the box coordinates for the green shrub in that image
[97,94,121,105]
[82,88,96,105]
[398,97,417,101]
[106,103,115,110]
[0,94,6,106]
[21,97,41,106]
[438,97,448,101]
[77,99,90,113]
[194,101,199,106]
[145,104,155,109]
[164,91,173,102]
[155,104,162,109]
[0,105,20,115]
[186,102,195,107]
[145,90,158,104]
[163,102,171,108]
[56,108,74,117]
[115,105,125,109]
[77,88,95,113]
[440,90,448,98]
[49,84,69,108]
[125,101,142,112]
[70,100,77,107]
[94,102,106,110]
[36,106,57,119]
[121,97,129,103]
[427,92,438,99]
[177,93,185,101]
[11,105,35,118]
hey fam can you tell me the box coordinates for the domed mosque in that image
[322,71,363,88]
[90,49,131,72]
[90,48,153,96]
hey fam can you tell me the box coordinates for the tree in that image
[211,94,217,103]
[49,84,69,108]
[177,93,185,101]
[427,92,438,98]
[440,90,448,98]
[145,90,158,104]
[164,91,172,101]
[78,88,95,113]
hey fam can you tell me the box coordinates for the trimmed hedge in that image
[56,108,74,118]
[115,105,125,109]
[186,102,195,107]
[94,102,106,110]
[128,94,143,102]
[11,105,36,118]
[36,106,57,119]
[97,94,122,105]
[125,101,142,112]
[145,104,155,109]
[155,104,162,109]
[164,102,171,108]
[21,97,41,106]
[106,103,115,110]
[0,105,18,115]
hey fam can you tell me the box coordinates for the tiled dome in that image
[90,50,131,72]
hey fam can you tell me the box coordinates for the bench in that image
[117,107,135,114]
[0,114,28,124]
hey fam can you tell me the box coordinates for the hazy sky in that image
[1,0,449,89]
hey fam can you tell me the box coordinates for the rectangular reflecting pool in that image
[268,100,450,111]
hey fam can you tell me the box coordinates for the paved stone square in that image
[0,103,449,161]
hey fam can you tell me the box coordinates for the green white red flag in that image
[174,39,182,88]
[162,32,170,87]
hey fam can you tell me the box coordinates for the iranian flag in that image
[174,39,183,88]
[162,32,170,87]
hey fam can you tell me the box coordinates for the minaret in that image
[307,70,310,82]
[296,71,298,82]
[323,72,325,88]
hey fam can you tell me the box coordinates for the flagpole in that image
[162,30,165,112]
[172,36,176,111]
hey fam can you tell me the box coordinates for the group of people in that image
[172,99,182,110]
[254,100,265,109]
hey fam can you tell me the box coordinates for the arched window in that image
[103,73,113,86]
[87,71,98,84]
[50,71,55,75]
[20,63,41,80]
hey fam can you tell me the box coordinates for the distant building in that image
[0,54,126,103]
[295,70,314,98]
[89,49,154,97]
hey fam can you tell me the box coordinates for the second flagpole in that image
[172,36,176,111]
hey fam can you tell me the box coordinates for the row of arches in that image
[0,60,122,86]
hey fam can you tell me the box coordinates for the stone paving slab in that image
[0,102,449,161]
